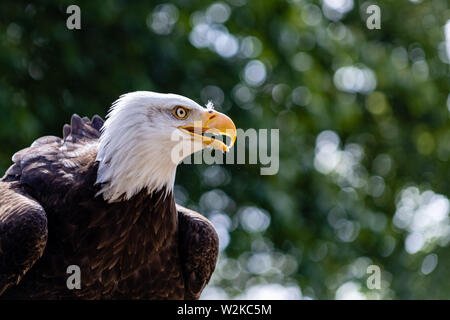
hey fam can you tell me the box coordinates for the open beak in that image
[178,110,237,152]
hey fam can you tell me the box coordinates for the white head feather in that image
[95,91,209,203]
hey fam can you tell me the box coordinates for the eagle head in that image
[95,91,236,203]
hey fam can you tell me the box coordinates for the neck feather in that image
[95,118,178,203]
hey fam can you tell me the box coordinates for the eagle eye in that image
[173,106,190,120]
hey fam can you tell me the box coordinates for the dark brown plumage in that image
[0,114,218,299]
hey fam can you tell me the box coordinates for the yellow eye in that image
[174,106,190,119]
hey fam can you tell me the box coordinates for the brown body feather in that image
[0,115,218,299]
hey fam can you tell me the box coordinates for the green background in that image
[1,0,449,299]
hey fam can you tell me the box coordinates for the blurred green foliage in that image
[1,0,450,299]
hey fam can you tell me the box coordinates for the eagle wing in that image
[177,205,219,299]
[0,114,104,296]
[0,182,47,295]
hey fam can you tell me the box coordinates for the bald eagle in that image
[0,91,236,299]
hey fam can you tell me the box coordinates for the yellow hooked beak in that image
[178,110,237,152]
